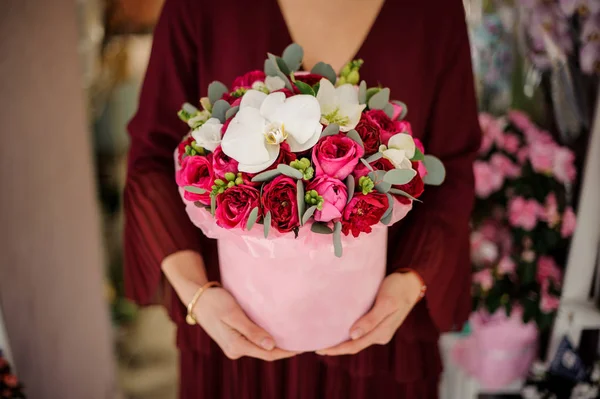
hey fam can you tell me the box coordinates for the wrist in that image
[161,250,210,305]
[395,268,427,303]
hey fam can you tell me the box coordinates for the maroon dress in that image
[124,0,481,397]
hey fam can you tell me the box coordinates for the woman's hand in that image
[316,271,423,356]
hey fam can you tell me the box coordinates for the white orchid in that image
[379,133,415,169]
[316,78,365,132]
[221,90,322,173]
[191,117,222,152]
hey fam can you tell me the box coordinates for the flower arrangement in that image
[0,351,25,399]
[471,110,577,331]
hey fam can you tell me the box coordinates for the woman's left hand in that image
[316,271,423,356]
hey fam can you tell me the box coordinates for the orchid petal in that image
[240,90,267,110]
[285,121,322,152]
[238,144,280,173]
[388,133,416,159]
[221,107,270,165]
[316,78,338,114]
[336,84,360,105]
[191,117,222,152]
[275,95,322,145]
[259,92,286,121]
[338,103,366,131]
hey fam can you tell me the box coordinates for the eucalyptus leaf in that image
[365,152,383,163]
[184,186,206,194]
[182,102,199,115]
[358,80,367,104]
[321,123,340,137]
[225,105,239,120]
[345,175,355,204]
[269,53,291,76]
[380,193,394,225]
[278,164,303,179]
[263,211,271,238]
[251,169,282,182]
[276,70,294,91]
[311,222,333,234]
[383,103,394,118]
[311,62,337,84]
[282,43,304,72]
[296,179,305,224]
[294,80,315,96]
[369,170,391,193]
[411,147,425,161]
[333,222,343,257]
[375,181,392,193]
[210,194,216,216]
[360,158,375,171]
[422,155,446,186]
[211,99,230,123]
[208,81,228,105]
[246,207,259,231]
[389,188,423,202]
[380,211,393,225]
[302,205,317,225]
[368,88,390,110]
[392,100,408,120]
[264,58,279,76]
[346,129,364,149]
[365,87,380,104]
[383,169,417,185]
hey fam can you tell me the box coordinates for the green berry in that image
[337,76,347,86]
[227,181,235,188]
[310,190,318,198]
[224,172,236,182]
[235,177,243,185]
[347,70,359,85]
[214,179,225,186]
[341,64,351,77]
[218,187,225,194]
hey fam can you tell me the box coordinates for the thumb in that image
[225,309,275,350]
[350,296,396,340]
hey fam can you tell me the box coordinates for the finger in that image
[349,296,396,340]
[224,333,299,362]
[223,309,276,351]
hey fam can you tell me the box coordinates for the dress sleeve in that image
[389,4,481,332]
[123,0,203,306]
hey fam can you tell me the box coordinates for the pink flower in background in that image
[471,232,500,265]
[540,288,560,313]
[540,193,560,227]
[508,197,541,231]
[561,207,577,238]
[474,161,504,198]
[497,256,517,276]
[473,269,494,291]
[536,256,562,287]
[559,0,600,17]
[529,141,557,174]
[508,110,534,132]
[553,147,577,184]
[306,177,348,223]
[502,133,520,154]
[517,147,530,164]
[580,41,600,75]
[480,134,494,155]
[490,153,521,179]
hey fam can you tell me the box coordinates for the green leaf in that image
[225,105,239,120]
[264,58,279,76]
[282,43,304,72]
[184,186,207,194]
[365,152,383,163]
[333,221,343,257]
[365,87,380,104]
[346,129,364,149]
[211,99,230,123]
[267,53,290,76]
[251,169,282,183]
[411,147,425,161]
[312,82,320,95]
[210,194,216,216]
[263,211,271,238]
[246,207,259,231]
[358,80,367,104]
[383,103,394,118]
[388,188,422,202]
[302,205,317,225]
[311,222,333,234]
[278,164,303,179]
[368,88,390,110]
[321,123,340,138]
[392,100,408,120]
[296,179,305,224]
[369,170,391,193]
[345,174,355,204]
[383,169,417,185]
[380,193,394,225]
[311,62,336,84]
[361,158,375,171]
[422,155,446,186]
[208,81,228,104]
[294,80,315,96]
[375,181,391,193]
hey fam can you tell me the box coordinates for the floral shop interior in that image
[1,0,600,398]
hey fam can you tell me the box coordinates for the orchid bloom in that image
[221,90,322,173]
[191,117,222,152]
[379,133,415,169]
[316,78,365,132]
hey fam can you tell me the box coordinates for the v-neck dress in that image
[123,0,481,397]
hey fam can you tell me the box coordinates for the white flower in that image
[264,76,286,92]
[221,90,322,173]
[379,133,415,169]
[316,78,365,132]
[191,117,222,152]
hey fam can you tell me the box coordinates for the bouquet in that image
[0,351,25,399]
[173,44,445,350]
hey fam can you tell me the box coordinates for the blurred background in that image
[0,0,599,398]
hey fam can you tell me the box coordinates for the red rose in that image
[176,154,214,205]
[293,72,324,86]
[262,175,300,233]
[231,70,266,90]
[272,88,295,97]
[341,192,389,237]
[312,133,364,180]
[352,158,423,204]
[355,113,382,155]
[244,142,296,183]
[3,374,18,388]
[177,136,195,165]
[215,185,261,229]
[365,110,413,146]
[212,145,238,178]
[381,120,413,146]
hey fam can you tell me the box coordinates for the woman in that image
[124,0,481,397]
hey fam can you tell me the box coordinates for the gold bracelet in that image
[185,281,221,325]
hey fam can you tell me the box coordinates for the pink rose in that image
[312,133,364,180]
[306,177,348,222]
[365,109,410,146]
[561,207,577,238]
[536,256,562,287]
[553,147,577,185]
[474,161,504,198]
[212,145,238,178]
[215,185,261,229]
[413,137,427,177]
[497,256,517,275]
[501,133,521,154]
[231,70,265,90]
[490,153,520,179]
[508,197,541,231]
[529,141,556,174]
[391,102,405,120]
[473,269,494,291]
[176,154,214,205]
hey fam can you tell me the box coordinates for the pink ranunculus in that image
[536,256,562,287]
[502,133,521,154]
[474,161,504,198]
[490,153,521,179]
[529,141,557,174]
[306,177,348,223]
[561,207,577,238]
[497,256,517,276]
[473,269,494,291]
[261,175,300,233]
[231,70,266,90]
[540,193,560,228]
[176,154,214,205]
[508,197,541,231]
[553,147,577,184]
[312,133,364,180]
[413,137,427,177]
[391,102,405,120]
[212,145,238,178]
[214,185,261,229]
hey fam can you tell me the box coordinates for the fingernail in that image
[350,328,363,340]
[261,338,275,350]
